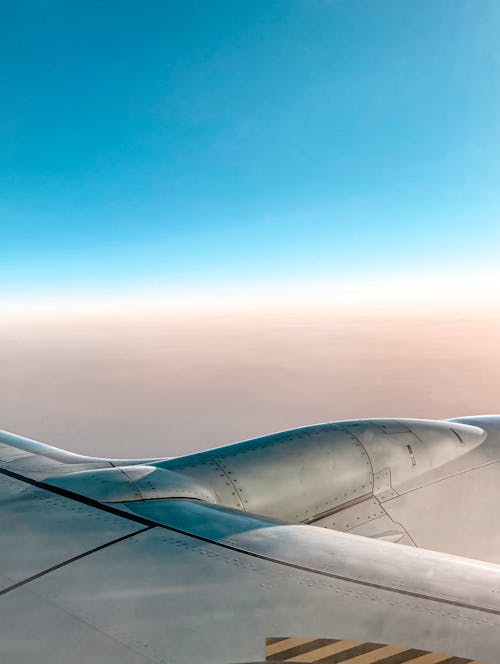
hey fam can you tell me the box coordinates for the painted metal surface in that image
[0,581,153,664]
[0,416,499,663]
[0,471,140,586]
[46,465,217,503]
[157,419,484,523]
[264,637,489,663]
[346,416,500,562]
[0,488,500,664]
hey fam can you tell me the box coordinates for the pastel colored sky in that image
[1,1,500,305]
[2,309,500,456]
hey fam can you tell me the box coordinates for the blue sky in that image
[1,0,500,301]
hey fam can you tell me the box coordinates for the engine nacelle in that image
[158,418,485,522]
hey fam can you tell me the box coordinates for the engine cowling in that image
[157,418,486,522]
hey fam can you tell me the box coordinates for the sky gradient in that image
[2,2,500,454]
[2,1,500,304]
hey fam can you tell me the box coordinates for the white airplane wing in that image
[0,424,499,664]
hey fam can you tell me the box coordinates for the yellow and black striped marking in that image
[265,638,490,663]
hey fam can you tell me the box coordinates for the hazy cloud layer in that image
[1,308,500,458]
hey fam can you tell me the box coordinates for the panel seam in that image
[207,454,247,511]
[0,525,153,596]
[0,466,499,617]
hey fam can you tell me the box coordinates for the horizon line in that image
[2,273,500,320]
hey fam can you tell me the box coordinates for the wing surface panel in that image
[0,470,142,587]
[0,434,500,663]
[0,583,155,664]
[13,519,500,664]
[381,461,500,563]
[118,498,500,614]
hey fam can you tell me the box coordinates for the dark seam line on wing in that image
[302,493,372,524]
[1,466,499,617]
[115,466,143,500]
[0,526,153,596]
[382,460,500,505]
[207,455,247,511]
[377,498,417,547]
[341,427,377,492]
[0,466,152,525]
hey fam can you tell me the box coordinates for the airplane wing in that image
[0,427,499,664]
